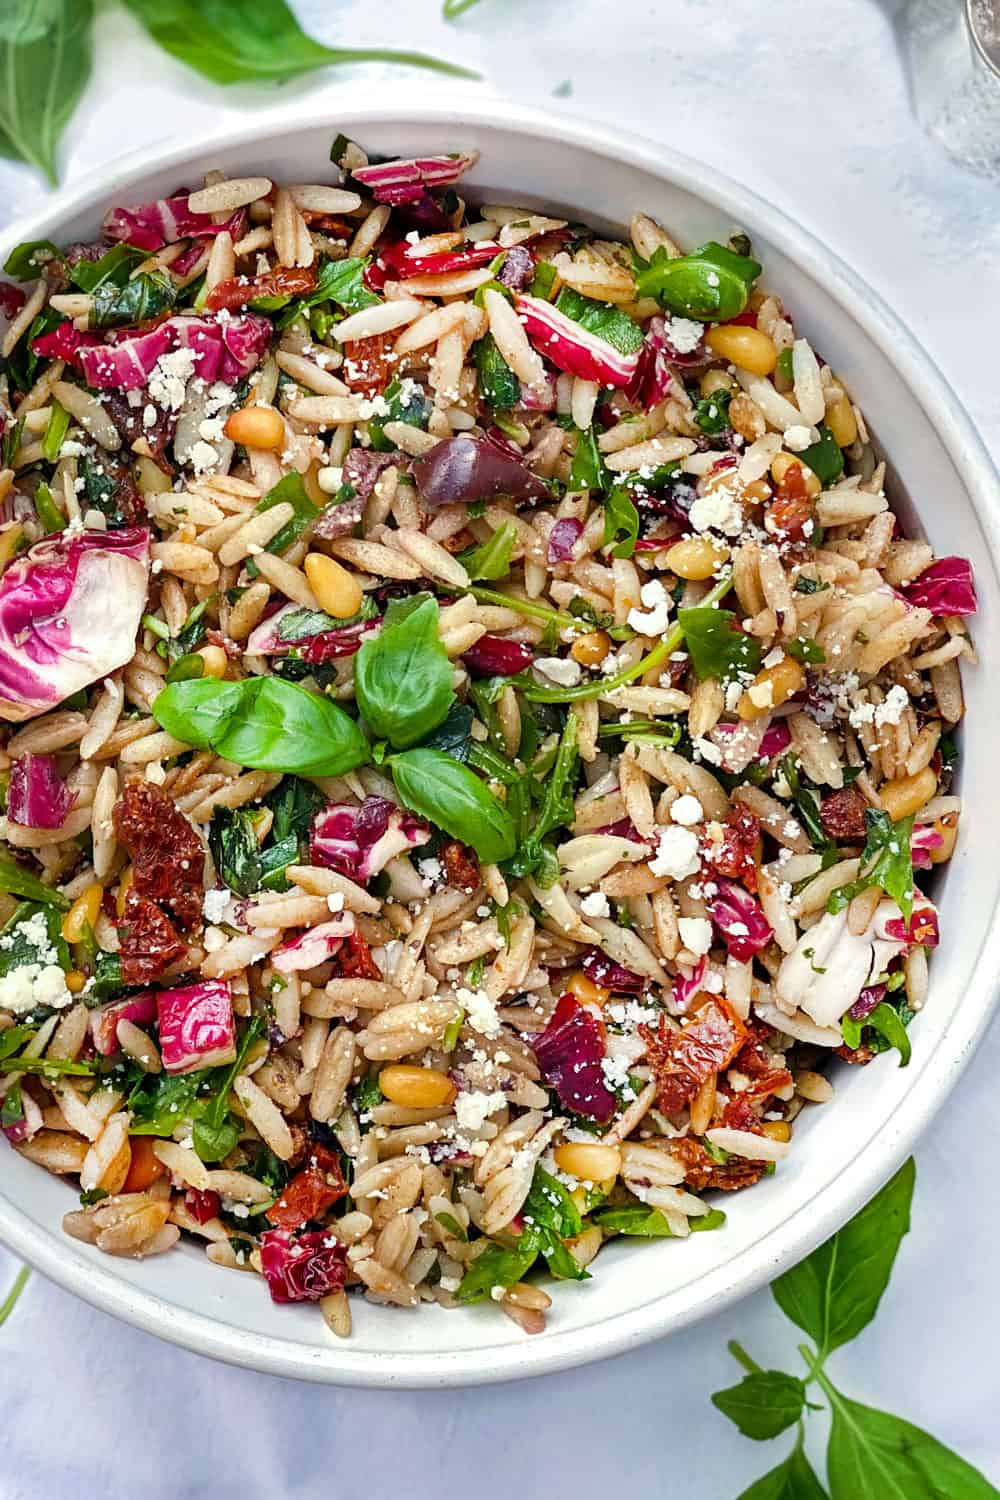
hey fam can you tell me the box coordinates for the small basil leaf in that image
[454,1234,540,1303]
[419,701,474,761]
[254,472,319,555]
[152,678,243,749]
[826,810,915,923]
[679,606,762,683]
[735,1441,829,1500]
[711,1372,806,1441]
[191,1114,241,1163]
[4,239,62,280]
[355,596,454,749]
[90,270,176,329]
[473,332,520,410]
[390,748,517,864]
[799,424,845,487]
[635,241,761,321]
[771,1157,914,1361]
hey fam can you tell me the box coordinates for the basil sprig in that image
[355,595,454,750]
[152,676,369,778]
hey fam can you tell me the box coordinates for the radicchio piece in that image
[310,798,430,883]
[497,244,536,291]
[848,983,886,1023]
[185,1188,222,1224]
[351,151,479,205]
[7,754,75,829]
[0,282,27,320]
[546,515,580,567]
[513,293,640,388]
[911,823,945,870]
[0,527,149,723]
[531,992,618,1122]
[710,878,774,961]
[757,720,793,761]
[246,601,379,660]
[462,634,534,677]
[626,315,697,411]
[102,194,245,253]
[89,991,159,1057]
[377,240,501,280]
[412,434,550,510]
[580,947,645,995]
[709,718,771,775]
[72,314,271,392]
[671,957,708,1013]
[272,913,357,975]
[260,1227,348,1304]
[881,898,940,950]
[157,979,237,1075]
[902,556,977,617]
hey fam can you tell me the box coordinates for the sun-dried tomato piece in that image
[205,264,318,313]
[265,1143,348,1230]
[671,1137,767,1193]
[820,785,869,841]
[117,888,186,985]
[700,806,761,893]
[113,782,205,930]
[441,840,480,892]
[342,332,394,398]
[297,211,356,236]
[719,1094,766,1134]
[331,930,382,980]
[640,998,747,1117]
[185,1188,222,1224]
[764,462,813,542]
[0,282,26,319]
[836,1042,876,1066]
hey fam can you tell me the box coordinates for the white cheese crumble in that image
[535,656,582,687]
[649,825,701,880]
[689,488,744,537]
[202,887,232,924]
[627,577,672,636]
[666,316,704,353]
[454,1089,506,1132]
[670,793,704,826]
[782,424,813,451]
[326,891,345,914]
[456,985,501,1038]
[148,348,197,413]
[678,916,713,956]
[580,891,610,918]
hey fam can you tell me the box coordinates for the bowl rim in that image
[1,91,998,1388]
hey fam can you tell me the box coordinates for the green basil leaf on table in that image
[712,1371,807,1442]
[0,0,93,185]
[459,520,518,582]
[355,596,454,750]
[820,1378,999,1500]
[120,0,476,83]
[153,676,369,777]
[771,1157,914,1362]
[734,1438,830,1500]
[389,748,517,864]
[679,605,763,683]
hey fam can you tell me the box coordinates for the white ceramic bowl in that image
[2,96,998,1388]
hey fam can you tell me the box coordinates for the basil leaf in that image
[474,333,520,410]
[712,1372,806,1441]
[524,1165,582,1239]
[603,484,640,559]
[592,1204,675,1238]
[419,701,474,761]
[254,472,319,555]
[679,606,762,682]
[390,748,517,863]
[459,520,518,581]
[4,238,62,280]
[569,422,609,492]
[355,596,454,750]
[554,286,644,356]
[635,241,761,321]
[191,1115,241,1163]
[90,270,176,329]
[153,677,369,777]
[367,375,431,450]
[735,1440,830,1500]
[454,1234,540,1303]
[823,1380,998,1499]
[0,0,93,185]
[120,0,474,82]
[0,852,69,910]
[694,389,732,434]
[799,425,844,487]
[68,243,145,293]
[209,806,263,898]
[771,1157,914,1362]
[827,810,915,923]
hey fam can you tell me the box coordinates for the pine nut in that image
[705,324,778,376]
[378,1066,457,1109]
[303,553,363,619]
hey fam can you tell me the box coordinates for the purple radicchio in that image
[272,913,356,975]
[497,244,536,291]
[7,754,76,829]
[901,556,977,617]
[670,956,708,1013]
[514,293,640,388]
[75,314,271,391]
[879,897,940,950]
[910,823,945,870]
[462,635,534,677]
[0,527,149,723]
[581,947,645,995]
[531,992,617,1121]
[710,878,774,961]
[351,151,479,205]
[102,193,245,252]
[246,601,378,661]
[90,990,159,1057]
[260,1228,348,1304]
[157,979,236,1075]
[412,434,550,510]
[627,316,687,410]
[310,797,430,883]
[547,517,583,564]
[848,983,886,1023]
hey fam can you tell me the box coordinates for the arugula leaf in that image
[603,484,640,559]
[85,951,125,1004]
[635,241,761,322]
[820,1376,998,1500]
[128,1071,205,1135]
[254,472,319,556]
[0,901,70,979]
[827,810,915,923]
[192,1016,265,1162]
[90,270,176,329]
[841,1001,912,1067]
[356,596,454,749]
[390,747,517,864]
[771,1157,914,1362]
[798,425,844,487]
[779,755,835,856]
[506,714,578,880]
[474,333,520,410]
[569,423,609,492]
[306,255,380,314]
[0,851,68,909]
[120,0,476,83]
[417,702,473,762]
[524,1165,582,1239]
[554,286,644,356]
[679,606,762,683]
[712,1372,807,1441]
[459,520,518,582]
[40,404,70,466]
[735,1439,830,1500]
[0,0,93,185]
[454,1235,541,1302]
[4,238,62,280]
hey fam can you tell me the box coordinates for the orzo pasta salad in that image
[0,140,975,1337]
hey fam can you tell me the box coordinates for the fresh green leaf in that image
[693,389,733,434]
[152,676,369,777]
[254,472,319,555]
[191,1114,241,1163]
[165,652,205,685]
[603,484,640,559]
[827,811,915,923]
[2,1054,96,1076]
[524,1165,582,1239]
[434,1210,468,1241]
[390,748,517,864]
[40,402,70,464]
[84,951,124,1004]
[0,1078,24,1130]
[712,1372,806,1441]
[734,1440,830,1500]
[355,596,454,749]
[799,425,845,487]
[778,755,834,855]
[771,1157,914,1361]
[819,1374,999,1500]
[569,423,609,492]
[474,333,520,410]
[367,375,430,450]
[555,286,644,356]
[209,806,264,898]
[690,1207,728,1232]
[265,775,325,846]
[459,520,518,581]
[419,702,474,762]
[0,0,93,185]
[454,1235,540,1302]
[309,255,380,315]
[67,243,145,293]
[635,241,761,321]
[528,261,558,300]
[793,576,830,596]
[592,1204,676,1238]
[90,270,176,329]
[120,0,476,83]
[679,606,762,683]
[0,901,69,979]
[841,1001,912,1067]
[4,238,61,280]
[786,636,825,665]
[506,713,578,879]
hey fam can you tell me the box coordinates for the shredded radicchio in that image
[547,517,583,564]
[848,983,886,1023]
[531,992,618,1121]
[710,879,774,961]
[462,635,534,677]
[310,797,430,883]
[581,948,645,995]
[901,556,977,617]
[7,753,75,829]
[260,1228,348,1304]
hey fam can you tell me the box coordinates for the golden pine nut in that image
[303,553,363,619]
[663,536,729,581]
[379,1065,457,1109]
[224,405,285,450]
[570,630,612,667]
[62,883,103,944]
[705,324,778,376]
[879,768,937,822]
[553,1142,622,1181]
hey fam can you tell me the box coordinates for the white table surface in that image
[2,2,999,1495]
